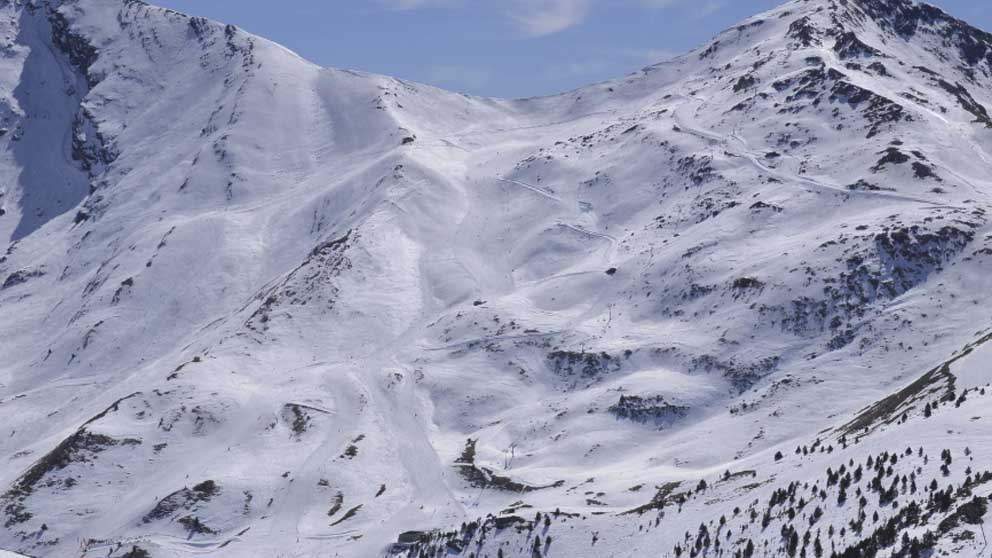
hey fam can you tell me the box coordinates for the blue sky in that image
[154,0,991,99]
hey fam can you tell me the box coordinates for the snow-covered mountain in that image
[1,0,991,556]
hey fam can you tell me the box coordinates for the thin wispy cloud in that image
[693,1,726,20]
[506,0,590,37]
[375,0,722,37]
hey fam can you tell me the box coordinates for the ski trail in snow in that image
[557,222,618,263]
[494,176,563,204]
[671,83,956,208]
[415,168,623,352]
[339,255,470,558]
[487,175,622,340]
[557,222,617,246]
[447,110,616,139]
[818,46,992,188]
[85,533,245,556]
[494,179,617,265]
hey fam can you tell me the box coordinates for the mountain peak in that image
[818,0,992,68]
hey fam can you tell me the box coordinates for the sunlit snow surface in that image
[1,0,991,556]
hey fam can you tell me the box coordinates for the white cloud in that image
[691,0,725,20]
[505,0,590,37]
[376,0,723,37]
[376,0,591,37]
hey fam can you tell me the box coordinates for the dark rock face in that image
[47,8,99,85]
[388,515,540,557]
[933,80,992,127]
[2,428,141,528]
[828,80,910,138]
[872,226,974,295]
[692,354,782,393]
[833,32,882,59]
[246,231,354,332]
[547,351,622,381]
[733,75,757,92]
[872,147,910,171]
[142,480,220,523]
[853,0,992,71]
[1,269,44,290]
[776,222,977,341]
[397,531,427,544]
[454,439,564,493]
[72,109,119,175]
[608,395,689,426]
[788,16,821,46]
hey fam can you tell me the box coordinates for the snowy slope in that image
[0,0,991,557]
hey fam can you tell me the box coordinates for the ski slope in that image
[0,0,991,557]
